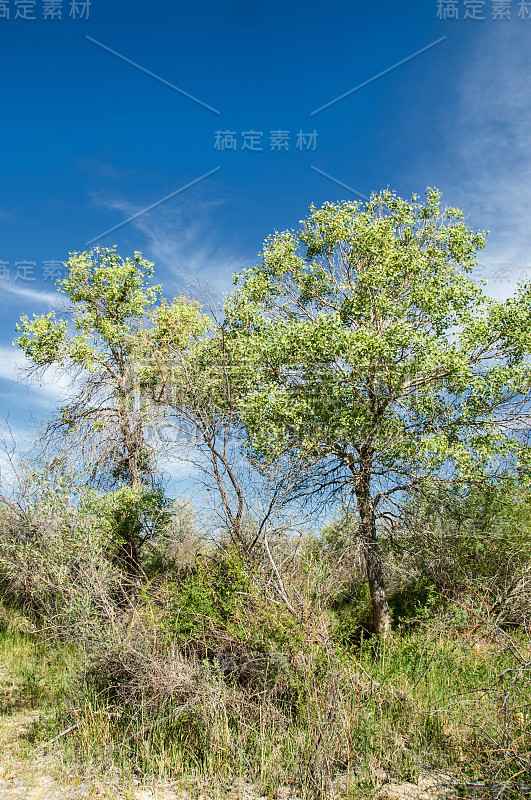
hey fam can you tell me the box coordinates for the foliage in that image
[16,247,163,492]
[17,246,161,369]
[225,188,531,632]
[15,247,168,573]
[141,292,302,555]
[84,485,170,577]
[4,188,531,797]
[395,481,531,630]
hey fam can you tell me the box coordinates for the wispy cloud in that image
[0,347,27,385]
[0,283,63,307]
[92,192,250,299]
[86,168,221,246]
[439,27,531,298]
[0,345,69,406]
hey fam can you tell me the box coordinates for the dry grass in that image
[1,488,530,800]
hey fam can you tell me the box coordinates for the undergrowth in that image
[0,560,529,800]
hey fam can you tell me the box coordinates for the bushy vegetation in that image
[2,189,531,798]
[1,466,530,799]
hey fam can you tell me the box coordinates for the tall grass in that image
[3,583,526,799]
[1,487,530,799]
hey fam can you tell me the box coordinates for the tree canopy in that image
[16,246,165,575]
[225,188,531,632]
[13,190,531,632]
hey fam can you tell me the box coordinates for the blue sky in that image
[1,0,531,485]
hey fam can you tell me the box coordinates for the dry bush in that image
[72,582,375,800]
[85,620,203,710]
[448,591,531,796]
[0,477,124,637]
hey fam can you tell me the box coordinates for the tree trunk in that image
[117,388,145,581]
[355,459,391,635]
[362,527,391,635]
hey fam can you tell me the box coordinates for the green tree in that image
[225,189,531,634]
[140,295,300,556]
[16,246,164,577]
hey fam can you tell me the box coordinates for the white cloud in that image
[0,283,63,307]
[0,345,70,406]
[91,192,251,300]
[0,346,26,384]
[440,27,531,299]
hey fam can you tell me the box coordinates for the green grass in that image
[1,597,529,800]
[27,626,524,799]
[0,612,77,711]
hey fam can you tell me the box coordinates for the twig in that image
[263,532,298,616]
[39,723,79,749]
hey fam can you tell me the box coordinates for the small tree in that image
[226,189,531,633]
[16,246,165,576]
[140,294,304,559]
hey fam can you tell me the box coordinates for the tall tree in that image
[225,189,531,633]
[16,246,164,576]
